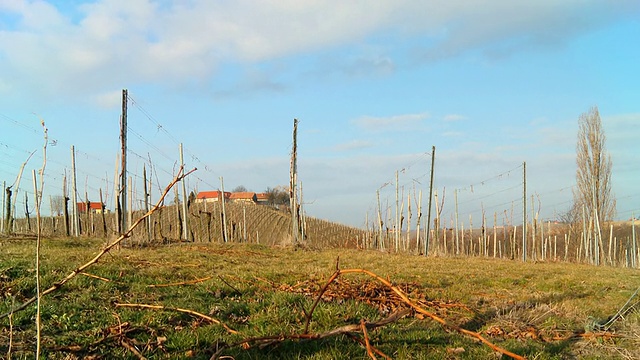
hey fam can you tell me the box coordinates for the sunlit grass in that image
[1,236,639,359]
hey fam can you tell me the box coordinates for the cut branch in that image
[115,303,238,335]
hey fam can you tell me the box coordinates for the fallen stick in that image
[120,338,147,360]
[0,167,196,320]
[361,319,376,360]
[81,272,113,282]
[115,303,238,335]
[146,275,215,288]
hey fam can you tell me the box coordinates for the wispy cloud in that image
[1,1,635,100]
[352,112,429,132]
[332,139,375,152]
[443,114,466,122]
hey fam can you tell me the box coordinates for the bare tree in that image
[573,107,616,264]
[232,185,248,192]
[573,106,616,223]
[51,195,65,216]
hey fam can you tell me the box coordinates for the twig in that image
[120,338,147,360]
[114,303,238,335]
[7,296,14,360]
[0,167,197,320]
[303,270,341,333]
[361,319,376,360]
[147,275,215,288]
[81,272,113,282]
[217,275,242,294]
[345,333,391,360]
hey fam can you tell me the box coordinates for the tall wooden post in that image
[632,212,637,268]
[376,189,383,250]
[415,189,422,253]
[1,180,4,234]
[522,161,527,262]
[143,165,151,241]
[455,189,459,255]
[220,176,228,242]
[180,144,189,241]
[99,188,107,237]
[395,170,399,252]
[71,145,79,236]
[63,175,69,236]
[119,89,128,234]
[425,146,435,256]
[290,119,299,243]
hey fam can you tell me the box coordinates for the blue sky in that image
[0,1,638,228]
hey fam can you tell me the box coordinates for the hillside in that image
[7,201,369,248]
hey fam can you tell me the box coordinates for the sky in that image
[0,0,639,229]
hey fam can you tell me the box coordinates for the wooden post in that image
[71,145,79,236]
[179,144,189,241]
[99,188,107,237]
[1,181,4,234]
[119,89,128,234]
[220,177,228,242]
[454,189,459,255]
[415,189,422,254]
[143,165,151,242]
[25,191,31,232]
[128,176,133,238]
[289,119,299,243]
[632,213,637,268]
[433,189,439,254]
[493,212,497,258]
[522,161,526,262]
[63,174,69,236]
[425,145,435,256]
[608,223,613,265]
[174,186,181,240]
[395,170,399,252]
[243,206,247,242]
[376,189,383,250]
[113,154,120,233]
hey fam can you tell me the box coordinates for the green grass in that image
[1,236,639,359]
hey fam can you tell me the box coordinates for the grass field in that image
[1,236,640,359]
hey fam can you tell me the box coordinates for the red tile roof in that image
[196,191,230,199]
[77,202,104,212]
[229,192,256,200]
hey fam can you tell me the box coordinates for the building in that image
[229,192,257,203]
[195,191,231,203]
[77,202,105,214]
[255,192,270,204]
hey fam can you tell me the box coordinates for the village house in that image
[229,192,257,203]
[76,202,106,214]
[195,191,271,204]
[255,192,269,204]
[195,191,231,203]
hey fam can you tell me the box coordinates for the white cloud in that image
[443,114,466,122]
[352,112,430,132]
[0,0,635,100]
[92,89,123,109]
[332,139,375,152]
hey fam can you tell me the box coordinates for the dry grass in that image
[1,236,639,359]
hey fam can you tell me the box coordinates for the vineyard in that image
[6,200,369,249]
